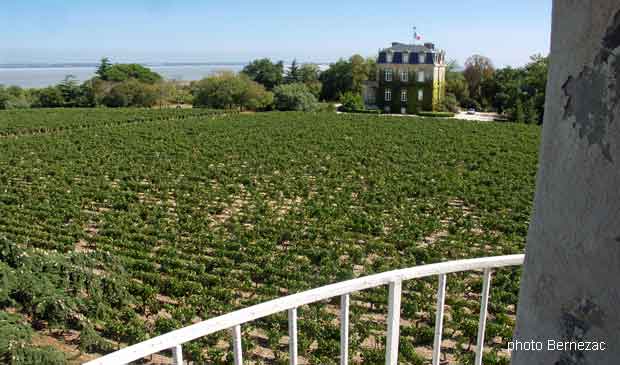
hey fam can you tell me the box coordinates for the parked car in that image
[467,109,476,115]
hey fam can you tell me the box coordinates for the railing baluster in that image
[385,280,402,365]
[340,294,350,365]
[288,308,298,365]
[432,274,447,365]
[475,269,493,365]
[172,344,183,365]
[82,255,525,365]
[232,324,243,365]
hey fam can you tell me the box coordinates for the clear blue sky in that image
[0,0,552,67]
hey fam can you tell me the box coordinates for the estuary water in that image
[0,63,247,88]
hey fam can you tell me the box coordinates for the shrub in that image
[192,72,273,111]
[317,102,337,112]
[440,93,460,113]
[10,345,67,365]
[0,312,67,365]
[508,98,525,123]
[33,87,64,108]
[417,111,455,118]
[461,97,481,110]
[79,324,114,354]
[102,80,159,108]
[273,83,319,112]
[339,92,365,112]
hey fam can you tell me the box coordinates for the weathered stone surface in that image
[513,1,620,364]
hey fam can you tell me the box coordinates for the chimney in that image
[424,42,435,50]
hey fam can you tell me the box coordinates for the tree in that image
[491,66,524,113]
[320,59,353,101]
[241,59,284,90]
[446,75,469,106]
[319,55,375,101]
[286,59,300,83]
[523,54,548,124]
[57,75,81,107]
[33,87,64,108]
[0,85,31,109]
[349,54,373,94]
[0,86,8,109]
[273,83,319,112]
[523,97,539,124]
[103,64,162,84]
[297,64,322,98]
[240,80,274,111]
[102,79,159,107]
[463,55,495,104]
[192,72,273,111]
[96,58,112,80]
[339,92,365,112]
[487,54,548,123]
[440,93,460,113]
[298,64,320,83]
[510,98,525,123]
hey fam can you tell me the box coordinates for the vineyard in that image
[0,109,540,364]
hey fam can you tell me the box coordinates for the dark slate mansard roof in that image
[377,42,442,64]
[381,42,437,53]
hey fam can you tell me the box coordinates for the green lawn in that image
[0,109,540,364]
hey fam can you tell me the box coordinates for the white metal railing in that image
[84,254,524,365]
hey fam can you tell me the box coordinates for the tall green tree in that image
[319,59,353,101]
[319,55,375,101]
[285,59,300,83]
[96,58,112,80]
[57,75,81,107]
[463,55,495,105]
[241,59,284,90]
[445,61,469,106]
[296,63,322,98]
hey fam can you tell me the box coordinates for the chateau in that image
[363,42,447,114]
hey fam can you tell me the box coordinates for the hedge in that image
[417,111,455,118]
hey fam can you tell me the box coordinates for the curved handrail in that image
[85,254,524,365]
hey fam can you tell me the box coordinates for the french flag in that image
[414,27,422,41]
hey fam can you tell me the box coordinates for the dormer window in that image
[403,53,409,63]
[385,69,393,82]
[386,52,393,63]
[419,52,425,64]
